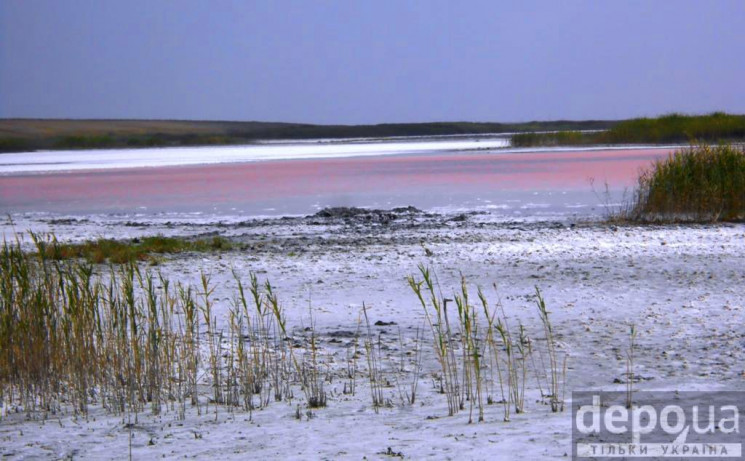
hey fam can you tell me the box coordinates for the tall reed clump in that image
[408,266,568,422]
[0,233,184,417]
[0,233,329,422]
[628,144,745,222]
[454,277,484,423]
[408,266,462,416]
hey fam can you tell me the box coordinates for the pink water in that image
[0,148,674,217]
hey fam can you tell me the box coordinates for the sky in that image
[1,0,744,124]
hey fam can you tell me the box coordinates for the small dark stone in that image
[374,320,397,326]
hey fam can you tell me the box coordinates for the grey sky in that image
[1,0,744,124]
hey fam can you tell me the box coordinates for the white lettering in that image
[720,405,739,434]
[692,405,716,434]
[576,395,601,434]
[660,405,686,434]
[605,405,628,434]
[632,405,657,444]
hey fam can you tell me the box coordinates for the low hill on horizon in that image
[0,118,617,152]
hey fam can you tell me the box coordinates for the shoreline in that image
[0,118,620,154]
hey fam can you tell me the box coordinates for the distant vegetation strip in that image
[4,113,744,153]
[0,119,616,152]
[511,113,745,147]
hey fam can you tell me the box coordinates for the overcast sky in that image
[1,0,744,124]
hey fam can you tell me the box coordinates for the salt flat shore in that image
[1,209,744,459]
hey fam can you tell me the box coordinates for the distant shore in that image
[0,118,618,153]
[4,113,744,154]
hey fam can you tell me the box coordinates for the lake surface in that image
[0,140,675,220]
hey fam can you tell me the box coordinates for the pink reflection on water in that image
[0,148,674,213]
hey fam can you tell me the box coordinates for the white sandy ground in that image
[1,212,744,460]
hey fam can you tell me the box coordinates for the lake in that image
[0,139,675,219]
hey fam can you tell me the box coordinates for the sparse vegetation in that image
[625,324,637,409]
[1,234,573,427]
[407,265,568,422]
[362,304,386,412]
[39,235,234,264]
[408,266,463,417]
[535,287,566,412]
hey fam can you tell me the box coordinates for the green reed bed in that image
[511,112,745,147]
[628,144,745,222]
[40,235,233,264]
[510,130,592,147]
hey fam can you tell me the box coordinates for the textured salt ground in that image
[1,212,744,459]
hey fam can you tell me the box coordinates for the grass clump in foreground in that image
[40,234,234,264]
[627,144,745,222]
[0,234,326,420]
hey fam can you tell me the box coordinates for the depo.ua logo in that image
[572,391,744,459]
